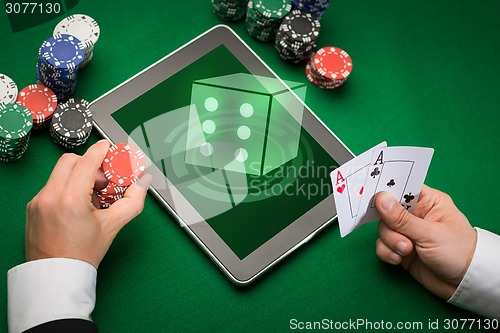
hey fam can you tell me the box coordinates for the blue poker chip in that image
[291,0,333,19]
[39,34,85,70]
[37,34,84,102]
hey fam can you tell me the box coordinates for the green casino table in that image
[1,0,500,331]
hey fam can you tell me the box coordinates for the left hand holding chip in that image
[25,139,152,268]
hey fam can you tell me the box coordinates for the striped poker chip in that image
[279,9,320,44]
[291,0,333,19]
[99,182,128,195]
[245,0,291,42]
[0,103,33,140]
[39,34,85,71]
[37,34,84,101]
[96,180,128,208]
[54,14,100,49]
[53,14,100,67]
[274,9,320,63]
[16,84,58,128]
[0,74,18,105]
[212,0,248,22]
[49,98,92,148]
[254,0,292,19]
[305,46,353,89]
[102,143,146,186]
[0,103,33,162]
[313,46,352,81]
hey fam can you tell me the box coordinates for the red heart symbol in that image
[337,184,345,194]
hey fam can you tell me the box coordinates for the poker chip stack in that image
[245,0,292,42]
[0,74,18,105]
[97,182,128,209]
[16,84,58,130]
[292,0,333,19]
[49,98,93,149]
[305,46,352,89]
[274,9,320,63]
[102,143,146,187]
[53,14,101,68]
[212,0,249,21]
[0,103,33,162]
[37,34,85,102]
[98,143,146,209]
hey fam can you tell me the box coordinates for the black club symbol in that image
[404,193,415,203]
[387,179,395,187]
[370,167,380,178]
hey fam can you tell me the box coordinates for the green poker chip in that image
[0,103,33,162]
[0,103,33,140]
[254,0,292,19]
[246,0,292,42]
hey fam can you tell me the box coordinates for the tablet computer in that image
[90,25,353,285]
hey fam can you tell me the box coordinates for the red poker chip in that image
[100,202,111,209]
[98,182,128,195]
[305,60,320,84]
[16,84,57,125]
[305,59,346,89]
[98,194,124,202]
[96,179,128,209]
[102,143,146,186]
[312,46,352,81]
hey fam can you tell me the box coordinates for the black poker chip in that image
[49,97,93,149]
[211,0,248,22]
[274,9,320,63]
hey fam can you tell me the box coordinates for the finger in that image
[412,184,439,219]
[67,140,110,195]
[377,221,414,256]
[413,185,460,224]
[99,173,152,236]
[43,153,79,192]
[374,191,431,242]
[94,168,108,191]
[376,238,402,265]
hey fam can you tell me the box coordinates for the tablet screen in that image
[111,44,339,259]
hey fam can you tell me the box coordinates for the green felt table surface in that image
[1,0,500,332]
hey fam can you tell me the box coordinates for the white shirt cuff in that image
[8,258,97,333]
[448,228,500,319]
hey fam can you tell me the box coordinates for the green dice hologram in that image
[186,73,306,176]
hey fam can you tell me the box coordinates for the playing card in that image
[331,142,387,237]
[355,146,434,227]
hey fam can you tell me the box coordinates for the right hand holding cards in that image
[331,143,434,237]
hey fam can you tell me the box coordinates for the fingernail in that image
[380,192,395,211]
[137,173,152,189]
[396,241,407,255]
[389,252,401,264]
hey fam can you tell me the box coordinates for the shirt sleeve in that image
[8,258,97,333]
[448,228,500,319]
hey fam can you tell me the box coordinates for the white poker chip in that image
[53,14,100,49]
[0,74,18,105]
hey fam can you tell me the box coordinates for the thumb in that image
[375,191,429,242]
[101,174,152,236]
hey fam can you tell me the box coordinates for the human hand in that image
[25,140,152,268]
[375,185,477,299]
